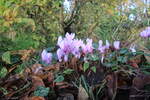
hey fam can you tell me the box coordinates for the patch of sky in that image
[63,0,72,13]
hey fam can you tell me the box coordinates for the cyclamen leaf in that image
[54,75,64,83]
[0,67,7,78]
[83,62,90,72]
[89,54,99,61]
[34,86,49,97]
[119,48,128,54]
[2,51,11,64]
[91,66,96,73]
[117,56,127,63]
[63,69,74,75]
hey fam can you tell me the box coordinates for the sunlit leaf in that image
[2,51,11,64]
[83,62,90,72]
[90,66,96,73]
[54,75,64,83]
[34,86,49,97]
[63,69,74,75]
[0,67,7,78]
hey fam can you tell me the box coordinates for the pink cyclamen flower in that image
[140,27,150,38]
[57,33,83,62]
[72,39,83,58]
[57,39,72,62]
[81,38,93,55]
[113,41,120,50]
[41,49,52,64]
[98,40,109,53]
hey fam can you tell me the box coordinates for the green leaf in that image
[63,69,74,75]
[103,62,117,67]
[2,51,11,64]
[0,87,8,95]
[0,67,7,78]
[83,62,90,72]
[90,66,96,73]
[117,56,127,63]
[89,54,99,61]
[34,86,49,97]
[119,48,128,54]
[54,75,64,83]
[111,66,119,71]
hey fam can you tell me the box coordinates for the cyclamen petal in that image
[98,40,103,47]
[101,55,105,63]
[45,53,52,64]
[57,49,64,62]
[140,27,150,38]
[99,46,106,53]
[129,45,136,53]
[65,33,75,40]
[105,40,110,49]
[86,38,93,53]
[64,55,68,62]
[41,49,52,64]
[113,41,120,50]
[57,36,63,46]
[98,40,106,53]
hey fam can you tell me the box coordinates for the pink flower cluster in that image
[41,33,136,64]
[140,27,150,38]
[56,33,93,62]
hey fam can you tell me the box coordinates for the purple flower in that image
[57,39,72,62]
[98,40,110,53]
[57,49,64,62]
[72,39,83,58]
[81,38,93,55]
[98,46,106,53]
[41,49,52,64]
[113,41,120,50]
[140,27,150,38]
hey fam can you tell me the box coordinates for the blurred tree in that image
[0,0,149,51]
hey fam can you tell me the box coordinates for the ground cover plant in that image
[0,0,150,100]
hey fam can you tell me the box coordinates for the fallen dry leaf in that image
[138,45,150,63]
[29,96,45,100]
[105,73,118,99]
[31,76,45,90]
[133,74,150,90]
[11,49,35,61]
[78,84,88,100]
[43,63,60,71]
